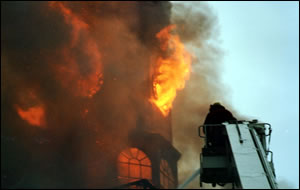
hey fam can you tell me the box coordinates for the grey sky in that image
[207,1,299,188]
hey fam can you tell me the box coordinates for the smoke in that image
[1,1,235,189]
[277,178,297,189]
[1,1,174,188]
[169,2,238,188]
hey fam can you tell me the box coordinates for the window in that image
[118,147,152,184]
[160,159,175,189]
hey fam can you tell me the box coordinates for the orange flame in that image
[15,89,46,128]
[150,25,192,116]
[16,105,46,128]
[49,2,103,98]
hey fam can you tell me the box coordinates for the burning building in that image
[1,1,199,188]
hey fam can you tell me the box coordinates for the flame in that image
[16,105,46,127]
[49,2,103,98]
[150,25,192,116]
[15,89,46,128]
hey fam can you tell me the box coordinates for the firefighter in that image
[203,103,237,147]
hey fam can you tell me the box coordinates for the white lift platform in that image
[177,120,278,189]
[224,122,277,189]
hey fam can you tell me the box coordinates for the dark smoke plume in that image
[170,2,239,188]
[1,1,174,188]
[1,1,232,188]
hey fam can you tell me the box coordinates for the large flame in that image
[150,25,192,116]
[49,2,103,98]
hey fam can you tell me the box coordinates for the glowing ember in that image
[16,105,45,127]
[150,25,192,116]
[81,108,89,118]
[49,2,103,98]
